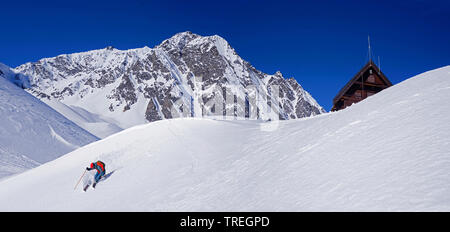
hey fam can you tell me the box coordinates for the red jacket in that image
[89,161,105,173]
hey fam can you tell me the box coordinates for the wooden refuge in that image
[331,60,392,111]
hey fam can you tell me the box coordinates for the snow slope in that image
[0,66,449,211]
[42,99,123,138]
[0,64,98,179]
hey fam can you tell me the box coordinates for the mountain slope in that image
[14,32,325,138]
[0,63,99,179]
[0,66,449,211]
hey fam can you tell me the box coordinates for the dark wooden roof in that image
[333,60,392,105]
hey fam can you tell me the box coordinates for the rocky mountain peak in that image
[159,31,201,51]
[274,71,283,77]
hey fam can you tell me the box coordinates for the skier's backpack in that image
[96,160,105,172]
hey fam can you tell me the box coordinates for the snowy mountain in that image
[14,32,325,138]
[0,63,30,89]
[0,65,449,211]
[0,63,98,179]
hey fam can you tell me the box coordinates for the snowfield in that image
[0,66,449,211]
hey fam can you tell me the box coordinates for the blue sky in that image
[1,0,449,110]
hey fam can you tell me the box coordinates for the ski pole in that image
[74,170,87,190]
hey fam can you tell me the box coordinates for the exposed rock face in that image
[14,31,325,131]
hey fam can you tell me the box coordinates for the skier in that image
[85,160,106,189]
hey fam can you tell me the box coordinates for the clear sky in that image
[1,0,449,110]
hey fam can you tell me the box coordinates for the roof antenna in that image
[378,56,381,74]
[368,35,372,63]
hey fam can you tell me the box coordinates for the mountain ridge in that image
[14,31,325,138]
